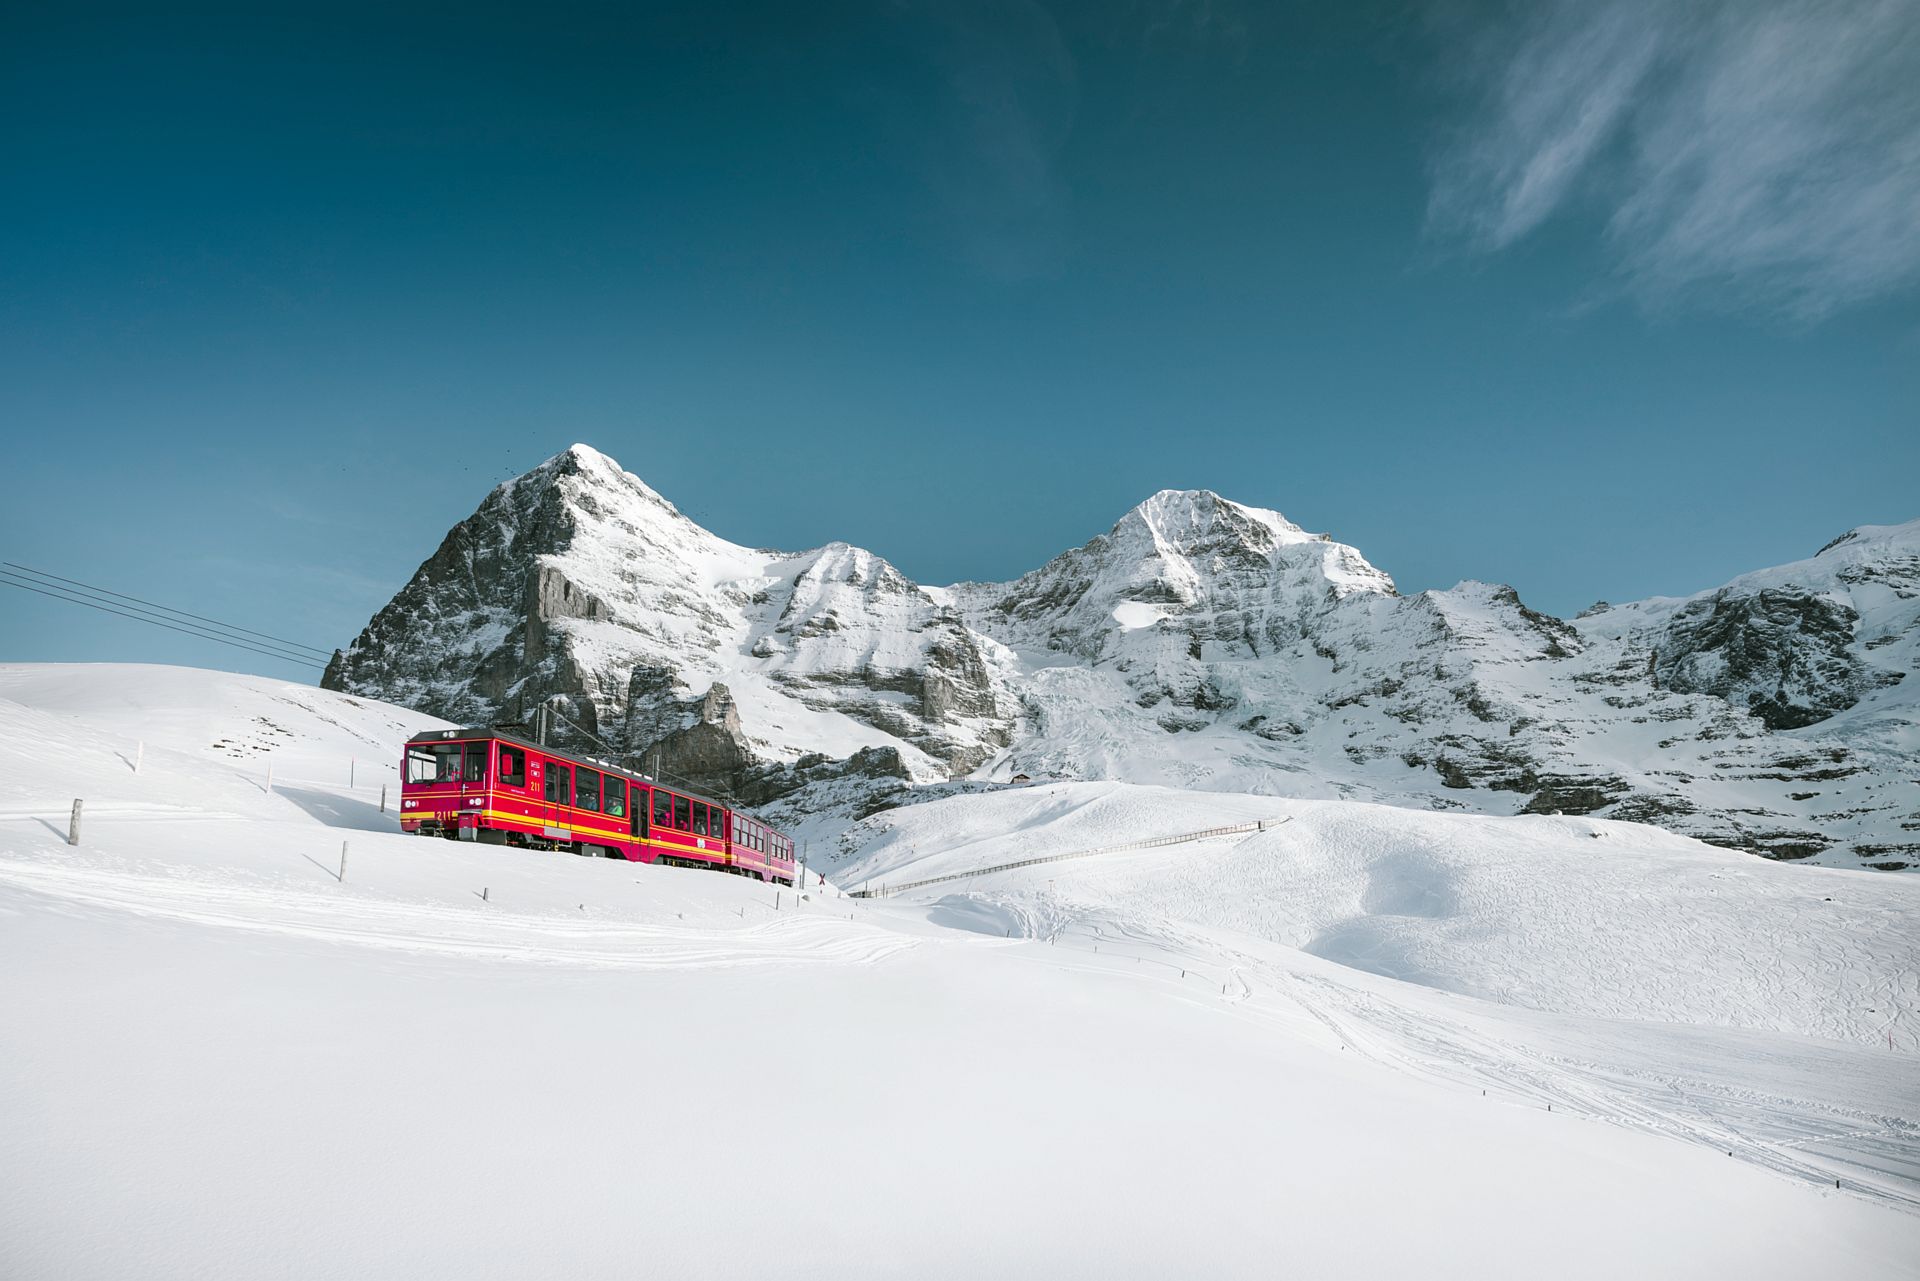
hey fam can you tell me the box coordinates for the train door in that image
[651,787,674,859]
[543,760,572,843]
[629,781,649,846]
[496,744,528,823]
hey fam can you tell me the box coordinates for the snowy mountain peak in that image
[530,441,708,537]
[1127,488,1311,549]
[1814,516,1920,560]
[1093,487,1395,605]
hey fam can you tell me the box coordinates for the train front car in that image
[399,729,493,840]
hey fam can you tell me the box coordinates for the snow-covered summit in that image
[325,447,1920,867]
[952,487,1394,661]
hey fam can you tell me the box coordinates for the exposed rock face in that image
[643,683,755,797]
[1653,588,1896,730]
[326,445,1920,868]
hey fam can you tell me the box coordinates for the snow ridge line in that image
[852,818,1290,898]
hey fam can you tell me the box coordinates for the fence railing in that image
[851,817,1289,898]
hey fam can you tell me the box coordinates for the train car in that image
[398,727,797,886]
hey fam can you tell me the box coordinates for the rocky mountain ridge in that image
[324,445,1920,868]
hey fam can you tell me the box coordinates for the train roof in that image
[404,725,761,825]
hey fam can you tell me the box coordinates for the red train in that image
[399,727,797,886]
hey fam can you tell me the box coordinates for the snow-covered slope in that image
[831,780,1916,1046]
[3,665,1917,1277]
[323,446,1920,867]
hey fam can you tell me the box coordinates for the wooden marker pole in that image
[380,784,388,814]
[68,799,83,846]
[339,840,349,882]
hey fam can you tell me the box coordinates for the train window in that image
[545,762,571,805]
[463,743,487,783]
[605,776,626,818]
[576,768,601,812]
[652,788,671,827]
[673,794,690,830]
[498,746,525,787]
[693,803,708,836]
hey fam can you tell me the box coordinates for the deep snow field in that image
[3,663,1918,1279]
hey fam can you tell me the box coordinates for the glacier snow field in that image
[2,663,1917,1279]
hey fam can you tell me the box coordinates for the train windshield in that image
[406,742,467,784]
[407,741,488,784]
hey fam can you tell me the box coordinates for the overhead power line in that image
[0,570,326,671]
[539,700,740,805]
[3,562,335,658]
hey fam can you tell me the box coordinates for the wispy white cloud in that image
[1428,0,1920,319]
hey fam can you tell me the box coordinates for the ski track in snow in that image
[0,858,915,972]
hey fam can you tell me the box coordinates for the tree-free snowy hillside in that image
[3,664,1917,1278]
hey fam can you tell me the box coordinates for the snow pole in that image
[380,784,387,813]
[68,799,82,846]
[350,757,356,788]
[265,760,273,793]
[339,840,349,882]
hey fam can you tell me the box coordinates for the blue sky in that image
[3,0,1916,679]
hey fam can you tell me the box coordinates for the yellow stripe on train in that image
[404,810,790,864]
